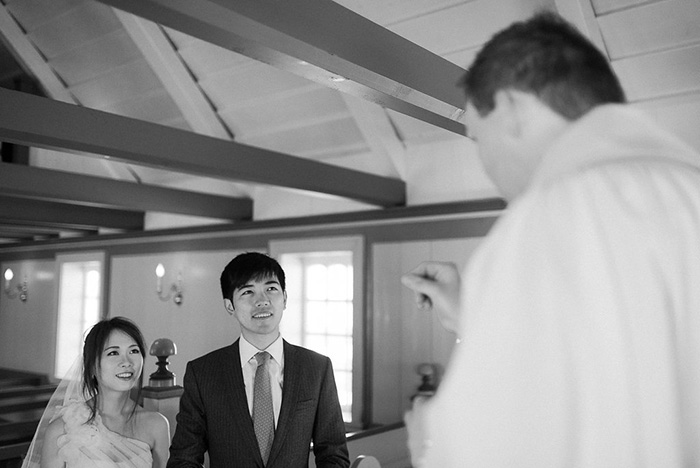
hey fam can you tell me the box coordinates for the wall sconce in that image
[4,268,27,302]
[155,263,183,305]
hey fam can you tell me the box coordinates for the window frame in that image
[269,236,364,428]
[54,251,106,379]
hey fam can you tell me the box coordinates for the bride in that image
[23,316,170,468]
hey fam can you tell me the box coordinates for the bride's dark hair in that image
[82,316,146,423]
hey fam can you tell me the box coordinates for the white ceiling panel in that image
[218,87,350,138]
[23,1,119,59]
[48,28,140,86]
[199,64,316,111]
[390,0,557,57]
[100,88,187,126]
[591,0,652,16]
[614,44,700,101]
[239,115,367,158]
[69,57,163,108]
[172,34,252,79]
[598,0,700,59]
[333,0,470,27]
[4,0,82,32]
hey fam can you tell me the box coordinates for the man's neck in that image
[242,331,280,351]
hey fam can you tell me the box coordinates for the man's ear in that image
[224,298,234,315]
[283,291,287,309]
[493,89,529,140]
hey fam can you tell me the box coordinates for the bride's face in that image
[96,330,144,393]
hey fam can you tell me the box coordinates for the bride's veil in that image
[21,357,87,468]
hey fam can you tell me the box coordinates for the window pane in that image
[306,334,327,354]
[327,263,350,300]
[326,301,352,336]
[327,336,352,371]
[305,301,328,334]
[270,237,361,425]
[281,299,302,345]
[55,258,102,379]
[306,264,327,300]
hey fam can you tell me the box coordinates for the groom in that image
[167,252,349,467]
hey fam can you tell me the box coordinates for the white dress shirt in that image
[239,334,284,426]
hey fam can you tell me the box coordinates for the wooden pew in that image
[0,379,56,468]
[0,369,49,389]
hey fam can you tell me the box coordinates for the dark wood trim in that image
[0,385,56,400]
[0,162,253,220]
[346,421,405,441]
[0,88,406,207]
[0,198,505,258]
[0,195,144,231]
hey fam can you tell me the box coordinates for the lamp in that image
[414,363,438,398]
[148,338,177,387]
[155,263,183,305]
[4,268,27,302]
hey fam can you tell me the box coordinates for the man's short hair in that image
[220,252,286,301]
[461,11,626,120]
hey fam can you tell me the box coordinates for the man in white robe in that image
[402,12,700,467]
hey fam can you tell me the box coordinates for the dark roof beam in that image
[0,88,405,207]
[0,195,144,232]
[97,0,467,135]
[0,162,252,220]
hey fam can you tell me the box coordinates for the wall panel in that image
[371,236,483,424]
[109,249,245,385]
[0,259,57,376]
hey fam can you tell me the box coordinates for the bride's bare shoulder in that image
[134,408,170,442]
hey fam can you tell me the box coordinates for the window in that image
[54,252,105,379]
[270,237,363,426]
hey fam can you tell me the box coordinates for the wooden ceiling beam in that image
[0,5,76,103]
[0,195,144,231]
[0,88,405,207]
[0,162,252,221]
[0,222,95,240]
[0,224,62,236]
[113,10,232,139]
[97,0,467,135]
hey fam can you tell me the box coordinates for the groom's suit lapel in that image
[224,340,262,461]
[267,340,302,465]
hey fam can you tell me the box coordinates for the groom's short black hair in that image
[220,252,286,301]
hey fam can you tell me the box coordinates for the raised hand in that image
[401,261,461,333]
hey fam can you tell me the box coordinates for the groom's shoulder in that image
[285,340,329,365]
[190,342,238,367]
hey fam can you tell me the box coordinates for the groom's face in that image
[227,274,286,342]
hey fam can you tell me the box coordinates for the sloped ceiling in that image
[0,0,699,245]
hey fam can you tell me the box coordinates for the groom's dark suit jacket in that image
[167,339,349,468]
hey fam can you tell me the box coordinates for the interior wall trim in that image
[0,199,505,258]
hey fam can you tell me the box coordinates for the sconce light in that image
[148,338,177,387]
[4,268,27,302]
[155,263,183,305]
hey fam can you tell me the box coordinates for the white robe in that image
[423,105,700,467]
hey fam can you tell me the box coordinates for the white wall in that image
[371,237,484,423]
[0,259,57,377]
[109,249,249,384]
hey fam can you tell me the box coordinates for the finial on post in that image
[149,338,177,387]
